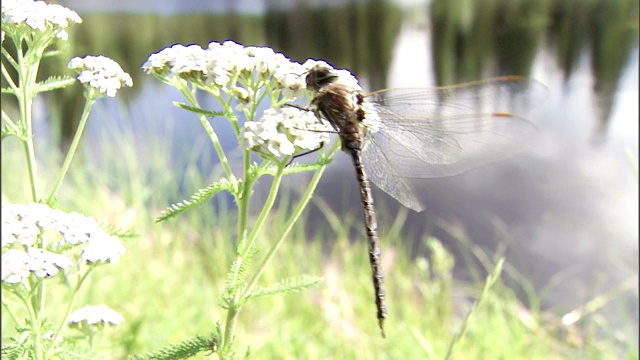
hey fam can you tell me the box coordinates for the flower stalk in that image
[2,2,131,358]
[143,41,362,357]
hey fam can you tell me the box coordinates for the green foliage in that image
[156,178,239,222]
[248,275,324,300]
[173,102,227,118]
[130,335,215,360]
[35,76,76,94]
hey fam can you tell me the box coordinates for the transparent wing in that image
[362,77,545,178]
[362,143,427,211]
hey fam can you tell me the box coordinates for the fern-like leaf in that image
[34,76,76,93]
[156,178,237,222]
[99,222,139,239]
[173,102,226,118]
[221,244,259,308]
[129,335,213,360]
[1,87,17,96]
[42,49,67,58]
[1,340,22,360]
[261,156,333,177]
[1,125,23,141]
[247,275,324,300]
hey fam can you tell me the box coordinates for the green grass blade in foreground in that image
[444,258,505,360]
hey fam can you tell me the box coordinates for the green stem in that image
[243,142,339,298]
[46,94,96,204]
[223,162,287,352]
[1,300,24,330]
[236,149,252,246]
[46,268,94,358]
[1,56,19,91]
[25,279,44,360]
[178,85,234,179]
[1,109,21,134]
[15,34,49,202]
[21,66,39,202]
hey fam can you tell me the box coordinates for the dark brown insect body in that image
[304,62,542,339]
[306,64,388,337]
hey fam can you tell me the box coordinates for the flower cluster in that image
[242,106,332,158]
[144,42,377,160]
[142,40,308,100]
[67,304,124,329]
[2,248,74,285]
[1,203,126,287]
[68,55,133,97]
[1,0,82,40]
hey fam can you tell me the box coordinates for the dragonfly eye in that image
[306,65,338,91]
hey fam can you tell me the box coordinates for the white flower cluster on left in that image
[1,0,82,40]
[2,203,126,288]
[68,55,133,97]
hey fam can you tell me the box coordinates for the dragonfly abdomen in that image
[348,147,388,338]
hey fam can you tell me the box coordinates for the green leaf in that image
[34,76,76,93]
[99,222,139,239]
[42,49,67,58]
[247,275,324,300]
[156,178,238,222]
[1,87,17,96]
[1,125,24,141]
[129,334,213,360]
[221,243,259,307]
[173,102,225,118]
[261,156,333,176]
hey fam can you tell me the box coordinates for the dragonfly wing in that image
[363,77,543,177]
[361,142,426,212]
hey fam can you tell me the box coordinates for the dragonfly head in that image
[305,64,339,92]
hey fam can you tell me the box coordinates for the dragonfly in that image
[304,63,543,338]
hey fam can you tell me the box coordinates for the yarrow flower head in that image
[68,55,133,97]
[2,248,74,287]
[241,106,332,158]
[81,234,126,264]
[143,40,309,101]
[1,203,126,284]
[67,304,124,329]
[1,0,82,40]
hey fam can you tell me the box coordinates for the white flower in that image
[1,203,126,267]
[1,248,74,286]
[82,235,126,264]
[169,44,210,75]
[242,121,263,149]
[267,133,296,157]
[1,0,82,39]
[2,249,31,286]
[25,248,74,278]
[241,106,332,158]
[68,55,133,97]
[2,207,40,247]
[142,45,181,73]
[67,304,124,328]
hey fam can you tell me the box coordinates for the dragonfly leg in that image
[286,142,325,166]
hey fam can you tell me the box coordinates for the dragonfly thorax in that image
[306,64,368,151]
